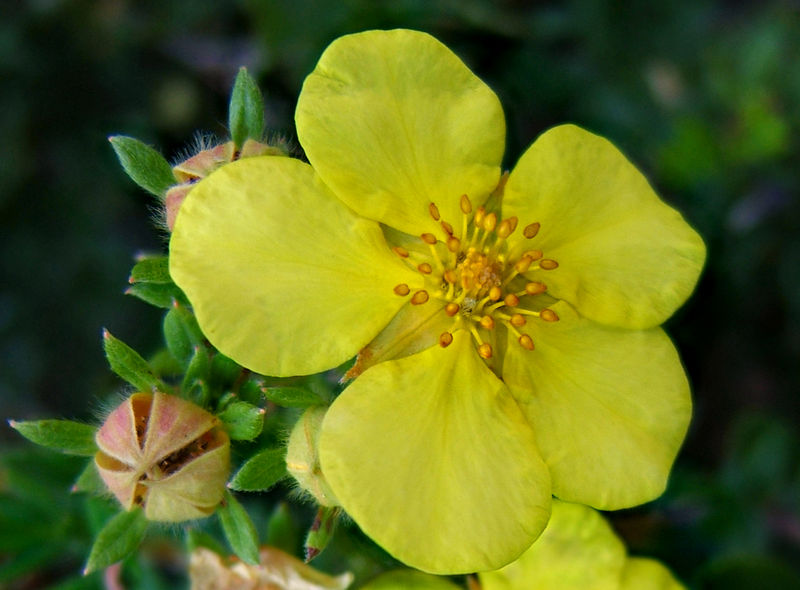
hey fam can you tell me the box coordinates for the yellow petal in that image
[620,558,687,590]
[296,29,504,236]
[479,500,626,590]
[504,124,705,329]
[359,570,461,590]
[503,302,691,509]
[319,332,551,574]
[170,156,416,376]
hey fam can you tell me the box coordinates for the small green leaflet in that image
[262,386,326,408]
[109,136,175,199]
[218,491,259,565]
[103,329,165,392]
[228,67,265,149]
[9,419,97,456]
[217,401,265,441]
[229,448,287,491]
[84,507,148,574]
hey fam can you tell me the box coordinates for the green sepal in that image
[217,400,265,441]
[304,506,340,562]
[8,419,97,456]
[228,67,265,149]
[84,507,148,575]
[109,136,176,199]
[218,491,259,565]
[163,302,204,367]
[72,461,106,495]
[129,256,172,284]
[102,329,166,392]
[229,448,287,491]
[263,386,326,408]
[125,282,189,309]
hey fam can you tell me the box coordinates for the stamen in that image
[474,206,486,229]
[417,262,432,274]
[514,256,533,273]
[540,308,559,322]
[478,343,493,359]
[483,212,497,232]
[411,290,429,305]
[496,218,513,239]
[518,334,535,351]
[439,332,454,348]
[488,286,502,301]
[524,281,547,295]
[522,250,543,261]
[507,216,518,234]
[523,222,540,239]
[510,314,526,327]
[504,293,520,307]
[393,284,410,296]
[428,202,440,221]
[479,316,495,330]
[447,236,461,253]
[392,246,409,258]
[460,194,472,214]
[539,259,559,270]
[420,233,437,245]
[444,269,457,284]
[445,302,460,316]
[441,220,454,235]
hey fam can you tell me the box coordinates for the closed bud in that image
[94,392,229,522]
[285,407,339,507]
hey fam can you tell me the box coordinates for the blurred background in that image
[2,0,799,588]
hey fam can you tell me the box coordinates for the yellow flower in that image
[479,500,686,590]
[169,30,704,573]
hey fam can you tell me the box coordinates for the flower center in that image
[392,194,559,360]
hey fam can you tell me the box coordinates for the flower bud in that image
[285,406,339,507]
[94,392,230,522]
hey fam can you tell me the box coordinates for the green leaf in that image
[262,386,325,408]
[109,135,176,199]
[229,448,287,491]
[182,346,211,392]
[228,67,265,149]
[217,401,265,441]
[129,256,172,284]
[163,302,204,367]
[103,329,165,392]
[304,506,340,562]
[9,419,97,456]
[84,507,148,574]
[125,282,189,309]
[218,491,259,565]
[210,353,244,390]
[72,460,106,495]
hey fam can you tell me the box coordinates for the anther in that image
[460,194,472,214]
[474,206,486,228]
[488,286,502,301]
[518,334,535,351]
[525,281,547,295]
[523,222,540,239]
[480,316,495,330]
[417,262,432,274]
[540,308,559,322]
[515,256,533,273]
[478,343,493,359]
[504,293,520,307]
[428,202,440,221]
[393,284,410,296]
[522,250,543,261]
[392,246,409,258]
[420,233,437,245]
[439,332,454,348]
[496,219,512,238]
[539,259,559,270]
[445,302,460,316]
[510,314,526,327]
[447,237,461,253]
[444,269,457,284]
[441,220,454,235]
[507,216,518,233]
[483,212,497,232]
[411,290,429,305]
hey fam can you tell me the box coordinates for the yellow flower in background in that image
[479,500,686,590]
[170,29,704,573]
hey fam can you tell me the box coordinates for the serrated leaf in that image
[263,386,325,408]
[9,419,97,456]
[125,282,188,309]
[102,329,165,392]
[109,136,176,198]
[163,303,203,367]
[228,67,264,148]
[218,491,259,565]
[129,256,172,284]
[217,401,265,441]
[84,507,148,574]
[229,448,287,491]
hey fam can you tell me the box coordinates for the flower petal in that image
[620,558,687,590]
[170,156,416,376]
[503,302,691,509]
[479,500,626,590]
[296,29,505,236]
[504,124,705,329]
[319,332,551,574]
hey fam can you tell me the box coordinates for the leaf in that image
[163,302,204,367]
[72,460,106,495]
[263,386,326,408]
[182,346,211,392]
[129,256,172,284]
[218,491,259,564]
[84,507,148,574]
[217,401,265,441]
[228,67,265,148]
[102,329,165,392]
[9,419,97,456]
[229,448,287,491]
[109,135,176,198]
[125,282,189,309]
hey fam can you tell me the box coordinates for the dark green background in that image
[2,1,799,588]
